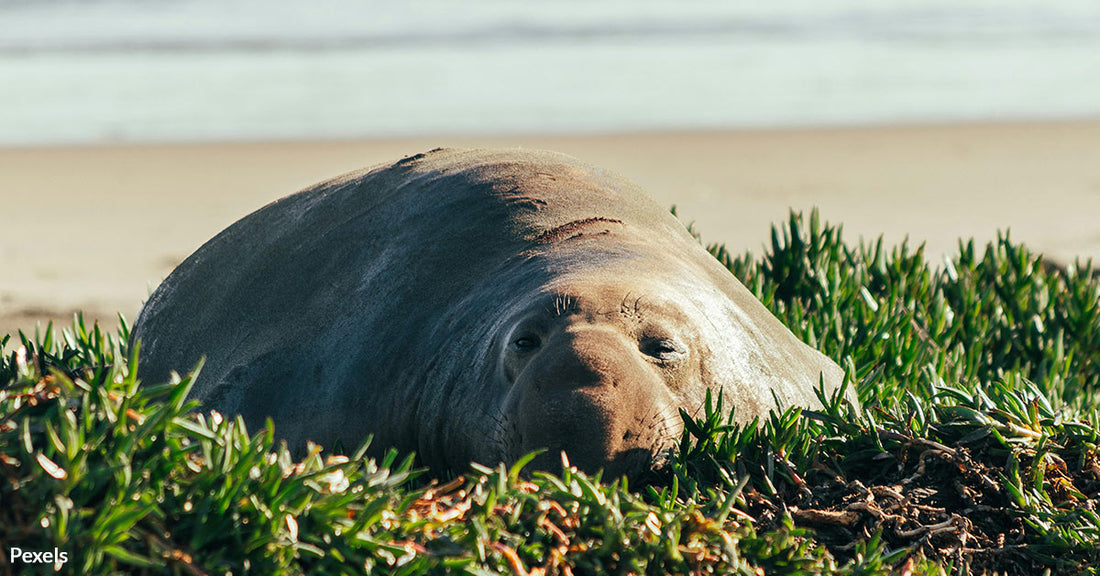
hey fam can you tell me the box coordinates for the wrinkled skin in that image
[131,148,849,479]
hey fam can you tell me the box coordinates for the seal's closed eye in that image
[640,338,685,361]
[511,335,541,352]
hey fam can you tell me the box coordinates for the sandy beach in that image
[2,121,1099,338]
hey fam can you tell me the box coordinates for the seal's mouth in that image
[515,442,673,482]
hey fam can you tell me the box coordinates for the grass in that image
[3,209,1100,575]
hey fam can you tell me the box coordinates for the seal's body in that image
[132,148,846,477]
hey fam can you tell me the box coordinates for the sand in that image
[2,121,1099,339]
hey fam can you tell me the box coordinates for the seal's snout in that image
[525,328,626,392]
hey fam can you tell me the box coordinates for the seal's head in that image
[496,281,695,477]
[472,227,771,480]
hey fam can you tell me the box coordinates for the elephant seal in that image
[131,148,848,478]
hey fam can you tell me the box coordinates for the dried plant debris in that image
[3,209,1100,575]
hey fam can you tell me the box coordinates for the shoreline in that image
[3,120,1099,338]
[6,116,1097,153]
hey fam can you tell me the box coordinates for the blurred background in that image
[2,0,1099,336]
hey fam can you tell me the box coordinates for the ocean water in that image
[1,0,1099,146]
